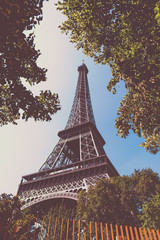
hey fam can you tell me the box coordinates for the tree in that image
[56,0,160,153]
[76,169,160,227]
[32,198,77,240]
[0,193,39,239]
[0,0,60,126]
[155,1,160,24]
[140,193,160,230]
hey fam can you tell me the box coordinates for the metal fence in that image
[38,218,160,240]
[1,217,160,240]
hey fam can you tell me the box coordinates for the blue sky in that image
[0,1,159,195]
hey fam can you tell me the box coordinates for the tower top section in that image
[65,63,96,129]
[78,63,88,74]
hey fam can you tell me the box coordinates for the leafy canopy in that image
[140,193,160,230]
[0,0,60,126]
[76,169,160,228]
[0,194,38,240]
[57,0,160,154]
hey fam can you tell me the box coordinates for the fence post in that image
[110,224,114,240]
[125,226,130,240]
[90,221,92,240]
[156,230,160,240]
[106,223,109,240]
[78,220,81,240]
[72,219,75,240]
[129,226,134,240]
[152,229,157,240]
[134,227,139,240]
[116,224,119,240]
[143,228,149,240]
[84,225,87,240]
[148,229,153,240]
[120,225,125,240]
[95,221,98,240]
[139,228,144,240]
[47,215,51,240]
[60,218,64,240]
[66,219,69,240]
[53,217,57,240]
[100,222,104,240]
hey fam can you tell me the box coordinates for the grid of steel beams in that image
[18,64,119,209]
[65,64,96,129]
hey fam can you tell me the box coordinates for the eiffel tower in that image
[18,63,119,209]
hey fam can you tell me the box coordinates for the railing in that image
[38,218,160,240]
[1,217,160,240]
[21,155,107,183]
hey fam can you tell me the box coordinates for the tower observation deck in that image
[18,63,119,209]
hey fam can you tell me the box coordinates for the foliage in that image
[56,0,160,153]
[0,193,39,239]
[155,1,160,24]
[76,169,160,228]
[140,193,160,230]
[0,0,60,126]
[1,168,160,239]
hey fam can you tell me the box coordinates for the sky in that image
[0,1,160,195]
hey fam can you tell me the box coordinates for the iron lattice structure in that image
[18,64,119,209]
